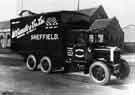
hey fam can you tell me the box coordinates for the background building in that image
[123,24,135,42]
[0,21,10,48]
[123,25,135,52]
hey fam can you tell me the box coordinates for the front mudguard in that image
[112,59,130,79]
[119,59,130,79]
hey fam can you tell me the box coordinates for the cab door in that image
[73,45,86,61]
[64,30,89,63]
[72,32,88,62]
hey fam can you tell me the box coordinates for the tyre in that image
[40,56,53,73]
[89,61,111,85]
[26,54,38,71]
[119,59,130,79]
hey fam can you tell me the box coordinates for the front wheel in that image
[89,61,111,85]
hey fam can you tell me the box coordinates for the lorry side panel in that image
[11,13,64,67]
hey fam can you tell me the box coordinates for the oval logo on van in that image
[75,49,84,58]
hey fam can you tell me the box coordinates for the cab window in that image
[89,34,104,43]
[89,34,94,43]
[98,34,104,43]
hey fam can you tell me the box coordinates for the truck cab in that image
[64,29,130,85]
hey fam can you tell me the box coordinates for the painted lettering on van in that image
[12,16,45,38]
[31,34,59,40]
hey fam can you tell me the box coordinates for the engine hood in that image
[93,46,120,62]
[94,46,120,51]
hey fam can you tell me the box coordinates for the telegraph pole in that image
[17,0,23,15]
[77,0,80,11]
[21,0,23,10]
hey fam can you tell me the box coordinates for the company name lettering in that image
[31,34,59,40]
[12,16,45,38]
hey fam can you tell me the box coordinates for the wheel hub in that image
[28,58,35,67]
[92,66,105,81]
[42,60,49,71]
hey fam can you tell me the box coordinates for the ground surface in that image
[0,49,134,95]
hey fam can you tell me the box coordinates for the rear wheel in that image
[26,54,38,71]
[89,61,111,85]
[40,56,54,73]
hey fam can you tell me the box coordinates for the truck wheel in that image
[89,61,111,85]
[26,54,38,71]
[40,56,53,73]
[119,59,130,79]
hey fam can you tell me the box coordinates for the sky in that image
[0,0,16,21]
[0,0,135,27]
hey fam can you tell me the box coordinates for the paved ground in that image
[0,49,134,95]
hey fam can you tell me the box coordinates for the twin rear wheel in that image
[26,55,53,73]
[40,56,53,73]
[26,55,37,71]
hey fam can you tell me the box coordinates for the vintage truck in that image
[10,11,130,85]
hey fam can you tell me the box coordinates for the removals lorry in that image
[10,11,130,85]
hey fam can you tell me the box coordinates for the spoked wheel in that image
[26,54,38,71]
[40,56,53,73]
[89,61,111,85]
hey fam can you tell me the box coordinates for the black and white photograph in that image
[0,0,134,95]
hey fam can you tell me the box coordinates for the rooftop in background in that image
[123,24,135,32]
[79,6,108,19]
[123,24,135,42]
[90,17,119,31]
